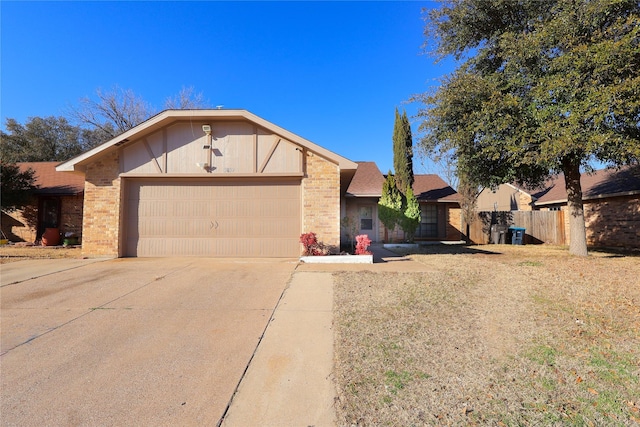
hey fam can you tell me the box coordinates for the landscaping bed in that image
[333,245,640,426]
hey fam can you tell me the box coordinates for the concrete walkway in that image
[221,245,430,426]
[221,270,336,426]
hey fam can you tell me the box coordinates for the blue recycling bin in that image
[509,227,526,245]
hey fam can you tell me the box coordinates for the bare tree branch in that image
[71,85,154,138]
[164,86,209,110]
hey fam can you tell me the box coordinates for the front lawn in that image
[0,245,82,264]
[333,245,640,426]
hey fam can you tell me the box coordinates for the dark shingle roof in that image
[346,162,385,197]
[347,162,460,202]
[533,166,640,205]
[412,175,460,202]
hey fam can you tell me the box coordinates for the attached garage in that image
[124,179,301,257]
[56,110,357,258]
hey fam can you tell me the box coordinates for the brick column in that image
[302,153,340,252]
[82,152,121,257]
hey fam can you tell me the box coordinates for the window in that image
[416,204,438,238]
[359,206,373,230]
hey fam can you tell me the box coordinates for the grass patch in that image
[525,344,558,366]
[333,245,640,426]
[0,245,82,264]
[517,260,544,267]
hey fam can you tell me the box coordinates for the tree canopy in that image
[416,0,640,256]
[1,163,38,213]
[2,86,210,163]
[71,85,210,140]
[0,116,106,163]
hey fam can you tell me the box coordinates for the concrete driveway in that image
[1,257,298,426]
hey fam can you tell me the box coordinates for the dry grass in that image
[333,245,640,426]
[0,245,82,264]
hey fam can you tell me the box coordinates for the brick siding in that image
[81,152,121,257]
[1,195,83,244]
[446,206,463,240]
[302,152,340,252]
[60,195,84,238]
[584,195,640,249]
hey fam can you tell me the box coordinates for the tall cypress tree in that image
[393,108,414,194]
[378,171,402,242]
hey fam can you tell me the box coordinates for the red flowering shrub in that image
[300,232,328,256]
[355,234,372,255]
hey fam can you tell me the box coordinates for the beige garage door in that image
[124,179,301,257]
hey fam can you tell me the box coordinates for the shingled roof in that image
[346,162,460,203]
[346,162,385,197]
[18,162,85,196]
[532,166,640,206]
[413,174,460,202]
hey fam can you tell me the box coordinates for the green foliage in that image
[399,185,421,242]
[392,109,414,193]
[341,214,359,251]
[1,163,38,213]
[378,172,402,236]
[0,116,108,162]
[416,0,640,255]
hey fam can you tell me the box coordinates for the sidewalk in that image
[221,271,336,426]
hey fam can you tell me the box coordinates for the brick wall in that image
[82,152,121,257]
[302,152,340,252]
[1,195,83,243]
[60,195,83,238]
[584,195,640,249]
[446,206,463,240]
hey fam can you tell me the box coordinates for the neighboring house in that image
[56,109,358,258]
[1,162,84,243]
[343,161,462,243]
[475,166,640,248]
[532,166,640,249]
[476,183,536,211]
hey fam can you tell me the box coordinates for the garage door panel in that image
[125,180,301,257]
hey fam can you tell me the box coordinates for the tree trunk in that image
[562,158,588,257]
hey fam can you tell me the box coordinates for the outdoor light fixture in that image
[200,124,213,172]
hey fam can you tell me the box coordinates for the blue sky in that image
[1,1,456,175]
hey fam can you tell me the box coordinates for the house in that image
[56,109,358,258]
[476,183,536,211]
[533,166,640,249]
[1,162,84,243]
[343,161,462,243]
[475,166,640,248]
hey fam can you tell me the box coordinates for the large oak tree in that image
[0,116,106,163]
[415,0,640,256]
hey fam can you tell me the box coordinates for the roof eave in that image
[346,193,383,198]
[534,189,640,206]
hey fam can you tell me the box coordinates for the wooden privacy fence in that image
[466,210,566,245]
